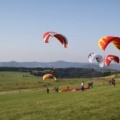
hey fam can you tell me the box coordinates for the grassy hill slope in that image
[0,72,120,120]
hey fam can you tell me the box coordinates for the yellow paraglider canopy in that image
[43,74,57,80]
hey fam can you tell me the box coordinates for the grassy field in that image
[0,72,120,120]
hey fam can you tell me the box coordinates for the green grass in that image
[0,71,120,120]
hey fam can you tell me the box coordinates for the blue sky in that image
[0,0,120,62]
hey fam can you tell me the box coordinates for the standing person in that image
[81,81,84,91]
[56,86,59,93]
[90,82,93,88]
[67,86,69,91]
[53,87,56,92]
[112,78,116,87]
[88,82,91,89]
[109,80,112,85]
[46,87,49,94]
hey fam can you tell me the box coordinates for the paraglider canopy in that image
[43,74,57,80]
[88,53,104,67]
[43,31,68,48]
[98,36,120,51]
[104,54,119,66]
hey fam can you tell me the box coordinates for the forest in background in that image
[0,67,119,78]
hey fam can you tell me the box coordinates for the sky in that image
[0,0,120,63]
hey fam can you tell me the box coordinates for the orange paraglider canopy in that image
[98,36,120,50]
[43,74,57,80]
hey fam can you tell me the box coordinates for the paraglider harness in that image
[50,67,56,75]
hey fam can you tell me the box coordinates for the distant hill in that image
[0,60,119,71]
[0,60,88,68]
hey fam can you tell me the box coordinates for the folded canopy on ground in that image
[59,86,89,92]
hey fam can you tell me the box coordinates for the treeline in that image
[0,67,118,78]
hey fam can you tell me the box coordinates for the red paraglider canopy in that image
[43,31,68,48]
[104,54,119,66]
[98,36,120,50]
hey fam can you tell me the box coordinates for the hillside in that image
[0,72,120,120]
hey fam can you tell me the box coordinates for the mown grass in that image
[0,71,120,120]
